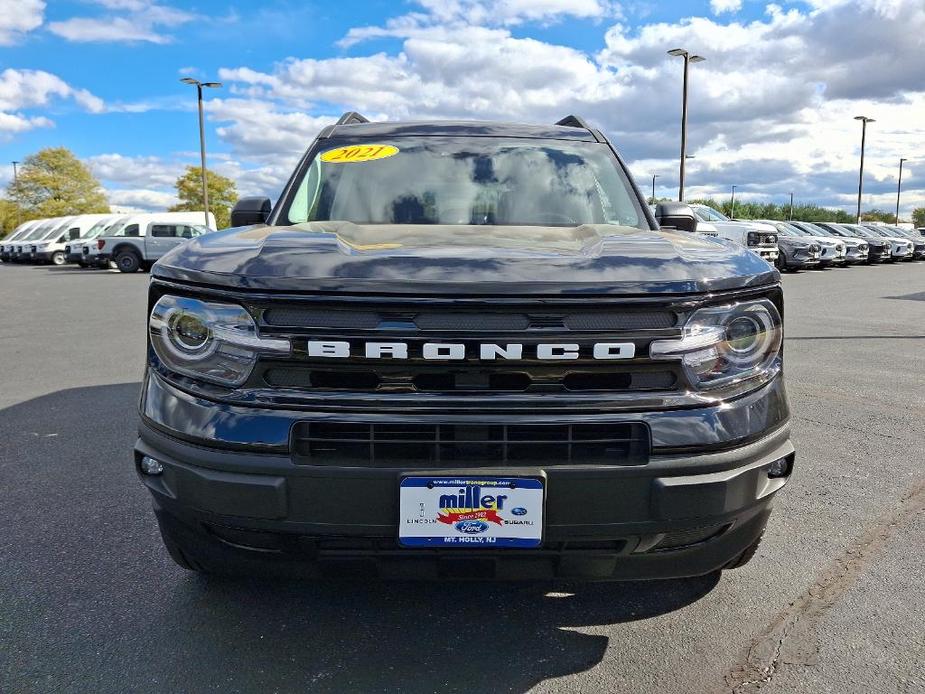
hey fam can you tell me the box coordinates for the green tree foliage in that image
[859,209,897,223]
[169,166,238,229]
[687,198,854,223]
[911,207,925,228]
[0,199,24,238]
[6,147,109,218]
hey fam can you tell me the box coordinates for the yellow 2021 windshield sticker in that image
[320,144,399,163]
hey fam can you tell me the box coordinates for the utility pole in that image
[789,192,794,221]
[730,185,737,218]
[895,158,907,225]
[651,174,658,203]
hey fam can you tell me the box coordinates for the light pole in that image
[11,160,20,225]
[730,185,737,218]
[181,77,222,229]
[789,192,794,221]
[854,115,874,224]
[651,174,658,203]
[895,158,907,225]
[667,48,705,202]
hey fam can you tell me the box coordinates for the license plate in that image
[398,475,544,548]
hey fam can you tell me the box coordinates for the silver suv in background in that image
[789,222,867,264]
[690,204,778,263]
[759,220,845,268]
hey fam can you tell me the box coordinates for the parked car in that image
[862,224,925,260]
[135,113,793,580]
[89,212,215,272]
[789,221,868,265]
[1,220,44,261]
[812,222,891,263]
[758,222,820,271]
[758,220,843,268]
[841,224,911,262]
[689,204,779,263]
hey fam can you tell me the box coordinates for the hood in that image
[153,222,778,295]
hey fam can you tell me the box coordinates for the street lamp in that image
[667,48,705,202]
[11,161,19,225]
[730,185,737,218]
[651,174,658,203]
[181,77,222,229]
[789,192,794,221]
[853,115,874,224]
[895,157,907,225]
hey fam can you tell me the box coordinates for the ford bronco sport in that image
[135,113,793,580]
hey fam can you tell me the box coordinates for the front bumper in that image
[135,374,793,580]
[33,251,53,262]
[753,246,779,262]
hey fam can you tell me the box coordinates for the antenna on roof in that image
[555,115,591,129]
[336,111,371,125]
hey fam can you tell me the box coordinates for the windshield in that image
[281,137,647,229]
[102,217,131,237]
[23,222,55,240]
[39,220,73,241]
[779,222,810,236]
[799,223,832,237]
[83,218,114,239]
[843,225,874,238]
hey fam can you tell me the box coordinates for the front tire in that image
[51,251,66,266]
[115,250,141,273]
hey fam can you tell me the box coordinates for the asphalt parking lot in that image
[1,261,923,694]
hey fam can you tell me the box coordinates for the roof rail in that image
[555,115,592,130]
[336,111,371,126]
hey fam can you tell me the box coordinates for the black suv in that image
[136,114,793,580]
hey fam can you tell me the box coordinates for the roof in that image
[325,119,601,142]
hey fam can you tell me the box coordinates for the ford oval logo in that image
[512,507,528,516]
[455,520,489,534]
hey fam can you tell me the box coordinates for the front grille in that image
[292,421,650,467]
[263,364,676,393]
[263,307,676,332]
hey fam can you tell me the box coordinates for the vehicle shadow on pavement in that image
[1,384,719,694]
[160,571,718,692]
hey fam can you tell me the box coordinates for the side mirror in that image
[230,197,272,228]
[655,202,698,233]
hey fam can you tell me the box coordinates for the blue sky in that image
[1,0,923,216]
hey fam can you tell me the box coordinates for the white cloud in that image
[709,0,742,14]
[48,1,195,44]
[340,0,619,47]
[0,0,44,45]
[0,68,105,138]
[106,188,177,211]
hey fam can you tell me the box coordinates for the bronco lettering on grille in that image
[305,341,636,361]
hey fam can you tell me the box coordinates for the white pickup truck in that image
[86,211,215,272]
[689,204,779,264]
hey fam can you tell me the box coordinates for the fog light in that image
[767,456,790,479]
[140,455,164,475]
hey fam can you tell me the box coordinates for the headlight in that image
[149,295,290,386]
[650,298,782,390]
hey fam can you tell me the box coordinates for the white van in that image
[15,217,74,262]
[87,211,215,272]
[1,220,45,262]
[64,214,125,264]
[32,213,117,265]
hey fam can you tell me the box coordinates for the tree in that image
[912,208,925,228]
[0,199,24,238]
[687,198,853,223]
[7,147,109,218]
[169,166,238,229]
[860,209,895,223]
